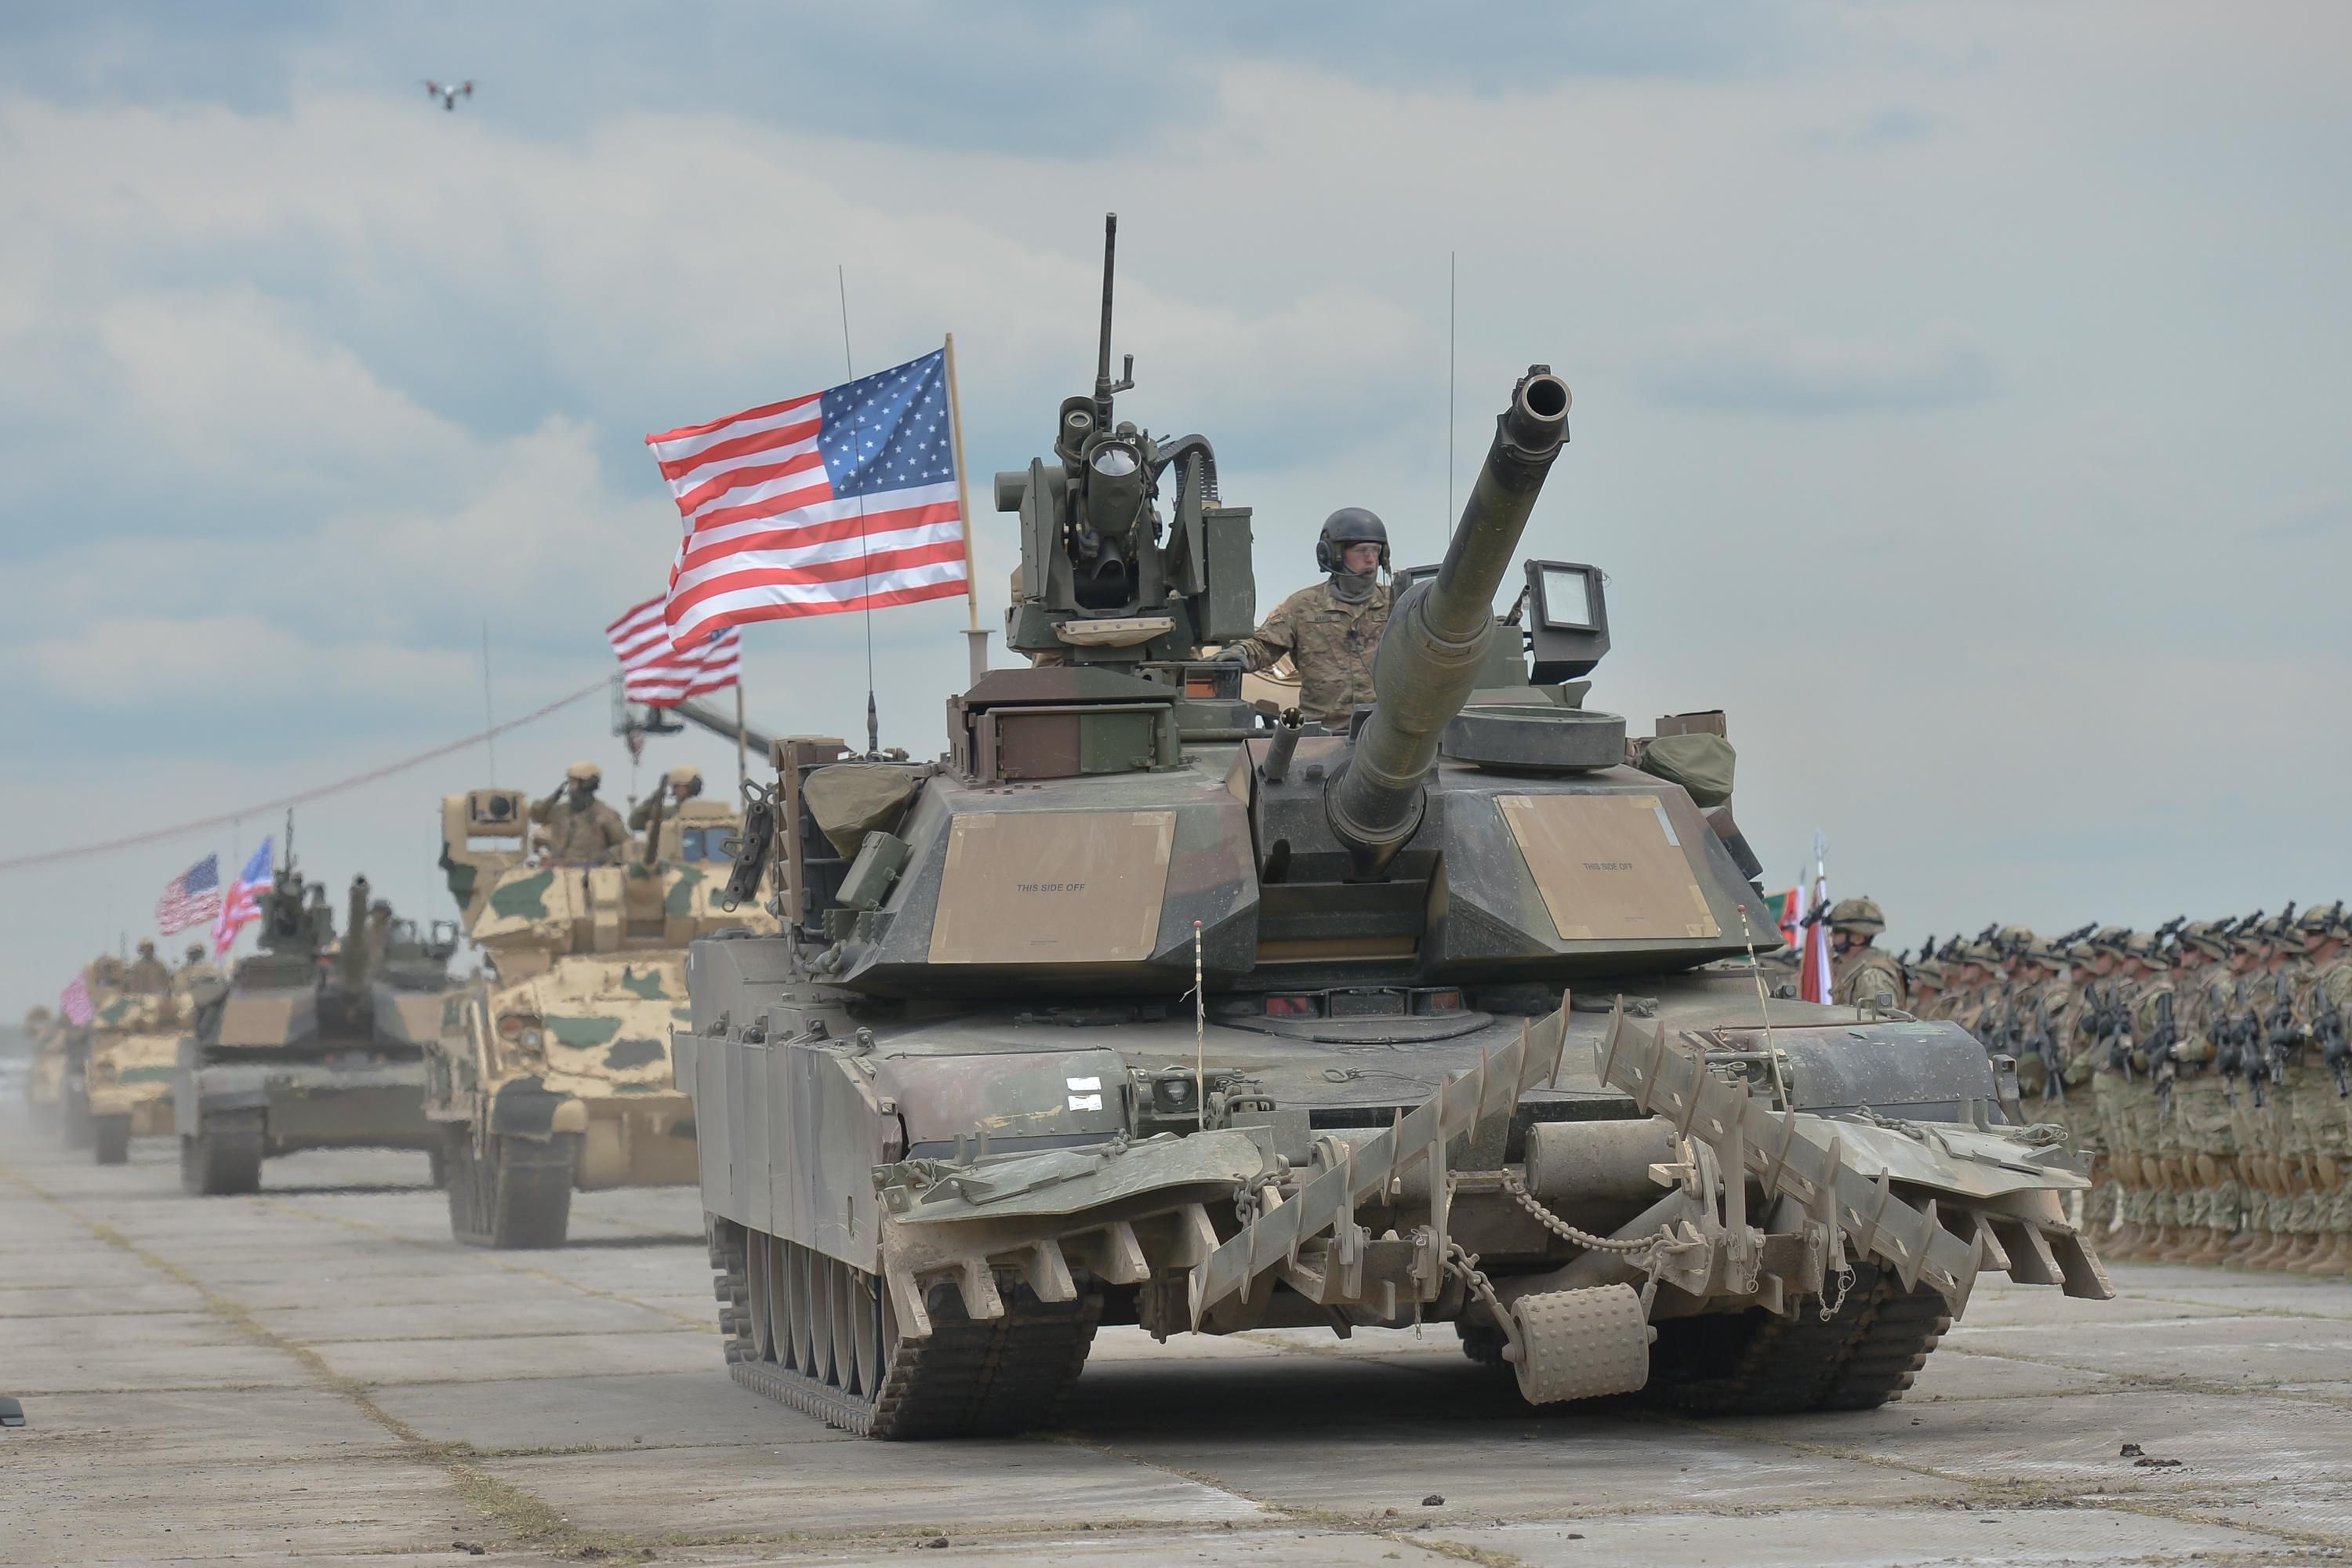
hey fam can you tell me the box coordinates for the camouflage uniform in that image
[2290,938,2352,1276]
[125,942,170,995]
[1229,579,1392,729]
[629,766,706,834]
[2163,931,2239,1263]
[2235,942,2306,1269]
[2009,946,2076,1131]
[533,766,630,866]
[1907,957,1946,1021]
[2062,949,2125,1236]
[1832,947,1904,1010]
[2100,942,2174,1258]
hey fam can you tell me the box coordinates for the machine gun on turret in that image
[996,213,1257,673]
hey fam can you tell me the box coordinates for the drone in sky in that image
[423,79,475,111]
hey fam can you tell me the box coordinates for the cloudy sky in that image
[4,1,2347,1011]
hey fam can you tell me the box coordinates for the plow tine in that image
[1189,1020,1548,1325]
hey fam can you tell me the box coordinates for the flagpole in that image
[735,682,750,806]
[943,332,988,688]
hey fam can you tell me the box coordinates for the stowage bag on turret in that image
[1637,732,1736,808]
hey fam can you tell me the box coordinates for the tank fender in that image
[489,1075,572,1139]
[880,1047,1132,1156]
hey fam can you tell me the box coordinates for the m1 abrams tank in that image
[176,855,452,1194]
[427,784,776,1247]
[674,218,2109,1439]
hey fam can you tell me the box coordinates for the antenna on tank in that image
[1446,250,1457,549]
[1093,213,1134,426]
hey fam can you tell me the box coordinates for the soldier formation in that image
[1892,905,2352,1276]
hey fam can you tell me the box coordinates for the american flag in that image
[59,972,93,1027]
[606,596,742,706]
[212,837,274,958]
[154,853,223,935]
[646,348,967,649]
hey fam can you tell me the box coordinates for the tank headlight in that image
[521,1029,543,1050]
[497,1014,528,1038]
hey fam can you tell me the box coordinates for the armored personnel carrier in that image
[85,979,194,1164]
[49,957,122,1149]
[176,857,451,1194]
[428,784,776,1247]
[674,219,2108,1439]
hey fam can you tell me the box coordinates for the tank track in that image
[1642,1261,1951,1415]
[708,1218,1099,1440]
[445,1128,576,1249]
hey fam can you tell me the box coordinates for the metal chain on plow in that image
[1446,1171,1700,1318]
[1475,1170,1856,1324]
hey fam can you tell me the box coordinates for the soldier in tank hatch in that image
[533,761,629,866]
[125,938,171,995]
[629,764,705,834]
[1225,508,1393,729]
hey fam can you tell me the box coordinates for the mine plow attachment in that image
[1596,1003,2112,1313]
[1187,1013,1568,1327]
[876,1127,1270,1338]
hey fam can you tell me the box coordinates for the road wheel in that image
[180,1109,263,1196]
[715,1219,1097,1439]
[92,1113,132,1166]
[450,1127,576,1249]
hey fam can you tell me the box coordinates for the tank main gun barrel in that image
[339,876,370,991]
[1327,366,1571,877]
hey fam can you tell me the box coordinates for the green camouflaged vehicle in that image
[670,224,2111,1439]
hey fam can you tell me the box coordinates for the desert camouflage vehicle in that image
[85,985,190,1164]
[429,786,775,1247]
[674,220,2108,1439]
[23,1005,67,1123]
[176,859,452,1194]
[50,958,126,1149]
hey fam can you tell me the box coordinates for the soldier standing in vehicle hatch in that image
[532,761,630,866]
[1224,509,1393,729]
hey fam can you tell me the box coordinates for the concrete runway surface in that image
[5,1126,2352,1568]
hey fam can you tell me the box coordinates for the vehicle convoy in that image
[673,218,2110,1439]
[176,855,453,1195]
[428,782,776,1247]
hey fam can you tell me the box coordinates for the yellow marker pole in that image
[944,333,987,688]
